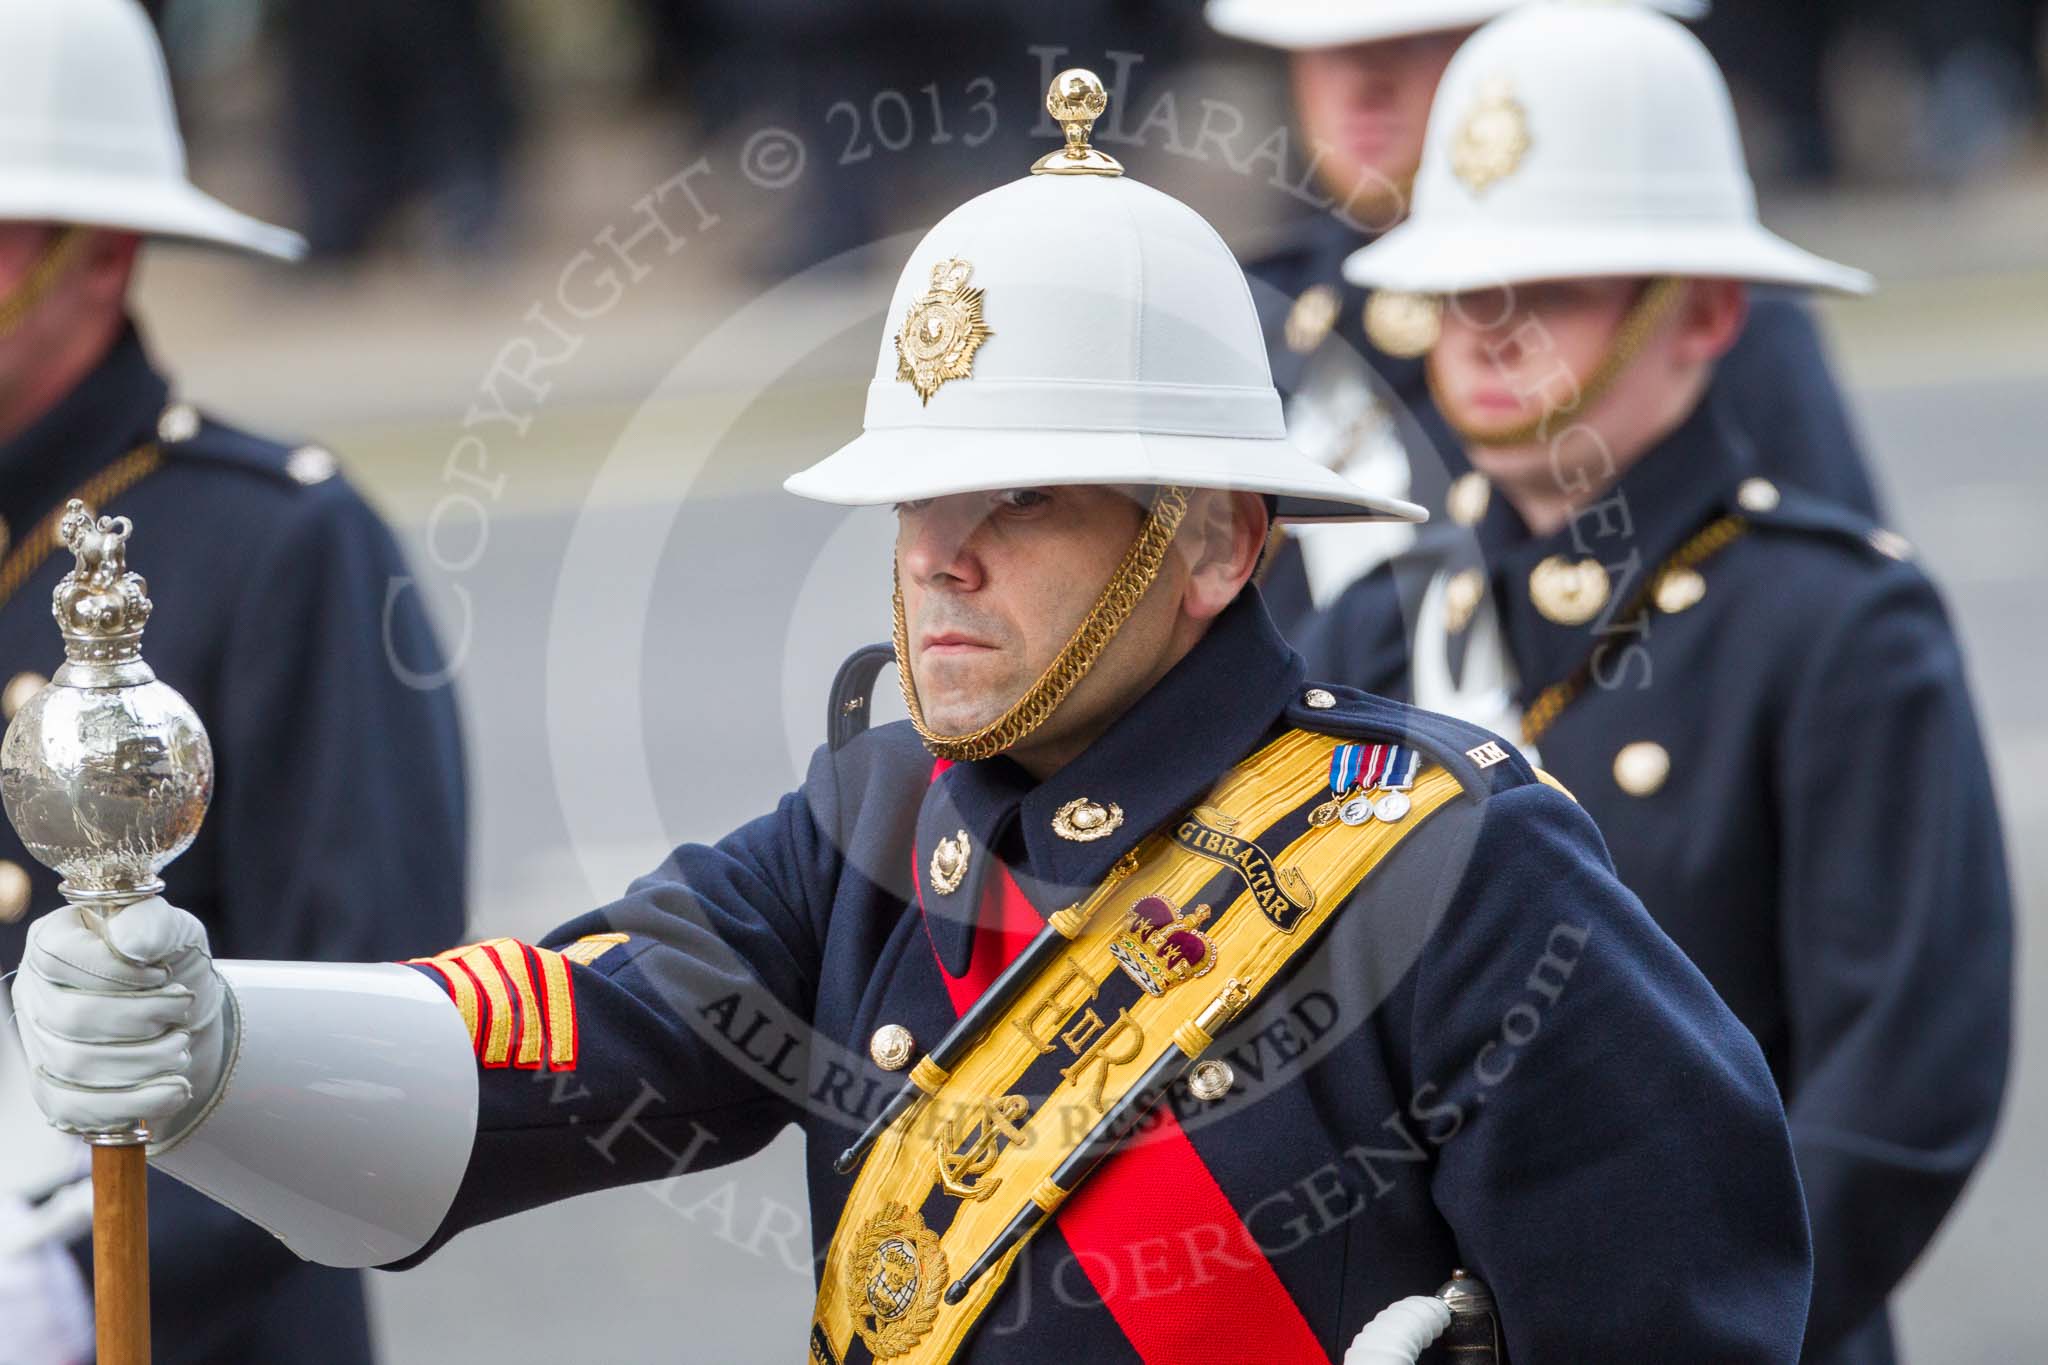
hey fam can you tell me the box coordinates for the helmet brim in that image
[1205,0,1707,51]
[0,171,305,262]
[1343,218,1873,297]
[785,426,1427,525]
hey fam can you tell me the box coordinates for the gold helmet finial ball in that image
[1048,68,1108,124]
[1032,67,1123,177]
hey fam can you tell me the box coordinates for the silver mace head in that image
[0,500,213,909]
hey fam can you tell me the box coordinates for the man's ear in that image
[1180,489,1270,623]
[1672,278,1748,366]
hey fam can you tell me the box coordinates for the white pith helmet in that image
[1342,1,1872,295]
[0,0,304,260]
[1204,0,1705,52]
[784,70,1425,525]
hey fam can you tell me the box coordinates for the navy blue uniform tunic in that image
[1297,398,2012,1364]
[0,326,469,1365]
[1242,212,1885,638]
[401,591,1815,1362]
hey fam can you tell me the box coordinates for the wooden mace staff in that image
[2,501,219,1364]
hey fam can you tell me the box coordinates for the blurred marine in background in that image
[1205,0,1884,639]
[0,1,467,1361]
[1317,6,2013,1362]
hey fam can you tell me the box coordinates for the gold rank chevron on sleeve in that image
[407,938,580,1071]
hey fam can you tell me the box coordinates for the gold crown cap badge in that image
[892,69,1125,405]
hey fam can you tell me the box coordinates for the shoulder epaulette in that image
[157,405,342,490]
[1286,684,1538,799]
[828,642,895,752]
[1730,479,1916,565]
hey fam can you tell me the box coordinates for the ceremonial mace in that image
[1,501,216,1365]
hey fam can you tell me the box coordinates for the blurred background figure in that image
[1321,8,2010,1361]
[1204,0,1880,640]
[622,0,1195,275]
[0,0,467,1361]
[1698,0,2044,184]
[273,0,517,261]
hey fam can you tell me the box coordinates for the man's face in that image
[1431,277,1650,487]
[1291,31,1468,223]
[895,484,1186,764]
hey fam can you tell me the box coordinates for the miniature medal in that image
[1370,746,1423,823]
[1310,743,1365,827]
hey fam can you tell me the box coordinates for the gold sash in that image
[811,729,1464,1363]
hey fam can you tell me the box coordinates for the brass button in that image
[1284,283,1340,354]
[1,671,45,721]
[1443,568,1485,634]
[1364,289,1442,358]
[1736,478,1780,514]
[156,402,200,444]
[1303,688,1336,710]
[1052,798,1123,842]
[1653,567,1706,614]
[1868,528,1913,561]
[1446,472,1491,528]
[1528,555,1610,626]
[1187,1059,1234,1102]
[286,445,338,486]
[869,1024,915,1072]
[0,860,29,924]
[1613,741,1671,797]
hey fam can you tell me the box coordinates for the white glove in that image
[12,898,231,1143]
[0,1194,94,1365]
[1343,1294,1453,1365]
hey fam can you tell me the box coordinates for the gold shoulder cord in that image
[1430,277,1687,449]
[1520,513,1746,744]
[0,444,164,611]
[894,486,1191,762]
[0,226,167,607]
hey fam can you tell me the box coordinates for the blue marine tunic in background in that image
[1243,212,1886,638]
[1297,398,2012,1365]
[394,592,1814,1363]
[0,326,469,1365]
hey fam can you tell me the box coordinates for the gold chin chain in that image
[894,486,1192,763]
[1430,276,1687,448]
[0,228,90,342]
[0,444,163,610]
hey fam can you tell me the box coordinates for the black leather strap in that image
[827,643,896,752]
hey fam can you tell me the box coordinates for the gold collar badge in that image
[1052,797,1123,842]
[929,828,971,895]
[895,257,992,406]
[1452,76,1532,195]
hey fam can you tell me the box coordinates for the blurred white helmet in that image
[0,0,303,260]
[1204,0,1705,52]
[784,70,1423,525]
[1343,1,1870,294]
